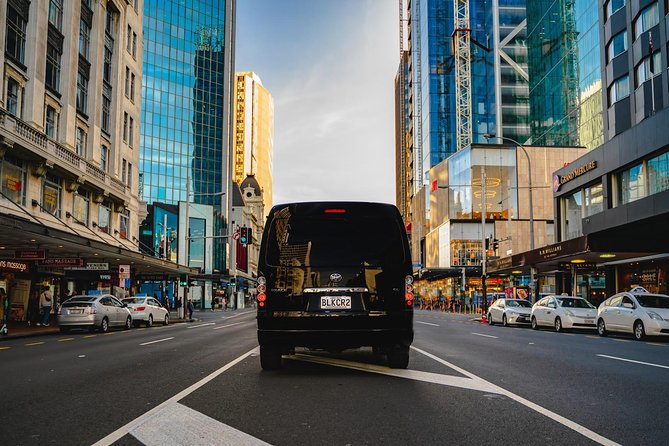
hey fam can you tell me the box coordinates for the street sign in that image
[119,265,131,279]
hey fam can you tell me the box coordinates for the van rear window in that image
[265,205,406,268]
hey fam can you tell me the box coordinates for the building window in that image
[98,200,112,234]
[129,116,134,147]
[606,31,627,62]
[103,46,113,84]
[617,163,646,205]
[125,67,130,97]
[127,163,132,188]
[6,6,27,65]
[119,210,129,239]
[42,173,62,217]
[105,9,115,36]
[48,0,63,31]
[76,70,89,114]
[73,188,89,226]
[606,0,625,19]
[132,32,137,58]
[609,75,630,105]
[1,155,26,206]
[75,127,86,157]
[634,2,659,40]
[126,25,132,53]
[584,183,604,217]
[100,145,109,172]
[636,52,661,87]
[563,190,583,240]
[101,95,111,133]
[123,112,129,142]
[648,151,669,195]
[130,73,136,101]
[122,159,127,185]
[45,43,61,93]
[79,19,91,59]
[45,105,57,138]
[6,78,20,117]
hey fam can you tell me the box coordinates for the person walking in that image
[1,288,9,335]
[38,286,53,327]
[187,299,195,320]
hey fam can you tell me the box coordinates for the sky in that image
[235,0,399,206]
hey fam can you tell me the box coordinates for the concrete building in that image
[233,72,274,220]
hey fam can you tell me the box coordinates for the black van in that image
[256,202,414,370]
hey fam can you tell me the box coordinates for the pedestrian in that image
[38,286,53,327]
[187,299,194,320]
[211,297,216,312]
[1,288,9,336]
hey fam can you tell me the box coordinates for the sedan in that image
[58,295,132,333]
[531,295,597,332]
[487,298,532,326]
[597,288,669,340]
[122,297,169,327]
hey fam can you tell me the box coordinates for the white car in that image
[122,297,169,327]
[531,295,597,332]
[487,298,532,326]
[597,287,669,340]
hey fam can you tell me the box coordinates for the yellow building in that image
[234,72,274,219]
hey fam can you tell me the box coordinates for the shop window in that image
[1,155,26,206]
[42,173,62,217]
[6,5,27,65]
[98,200,112,234]
[584,183,603,217]
[634,2,659,40]
[119,210,129,239]
[648,150,669,195]
[607,31,627,63]
[73,188,89,225]
[562,190,583,240]
[6,78,20,117]
[617,163,646,205]
[45,105,58,138]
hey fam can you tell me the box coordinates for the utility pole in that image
[481,166,487,316]
[182,175,190,320]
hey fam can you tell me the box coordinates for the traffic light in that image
[485,237,490,250]
[492,238,499,251]
[240,227,248,245]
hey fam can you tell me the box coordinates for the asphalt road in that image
[1,309,668,445]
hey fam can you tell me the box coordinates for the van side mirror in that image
[623,302,634,309]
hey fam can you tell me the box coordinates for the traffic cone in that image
[481,311,487,324]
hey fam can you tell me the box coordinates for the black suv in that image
[256,202,414,370]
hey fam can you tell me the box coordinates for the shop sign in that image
[554,160,597,192]
[99,274,111,280]
[0,260,30,273]
[136,274,165,281]
[5,176,22,191]
[64,262,109,271]
[558,262,597,272]
[15,249,46,260]
[636,269,657,285]
[0,250,16,260]
[37,258,84,267]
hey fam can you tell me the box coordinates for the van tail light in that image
[324,209,346,214]
[258,301,265,307]
[135,306,145,311]
[89,304,97,315]
[405,275,414,307]
[257,293,266,302]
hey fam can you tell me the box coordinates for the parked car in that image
[487,298,532,326]
[58,294,132,333]
[531,295,597,332]
[122,297,169,327]
[597,287,669,340]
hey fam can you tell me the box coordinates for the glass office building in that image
[140,0,235,271]
[526,0,603,150]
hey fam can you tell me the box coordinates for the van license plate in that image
[320,296,351,310]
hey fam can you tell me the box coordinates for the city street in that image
[1,310,668,445]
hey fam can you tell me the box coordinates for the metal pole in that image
[517,144,537,303]
[481,166,487,316]
[163,214,168,260]
[182,175,190,320]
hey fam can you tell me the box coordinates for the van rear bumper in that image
[257,312,413,349]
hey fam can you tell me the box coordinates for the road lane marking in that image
[25,342,45,346]
[187,323,216,329]
[412,346,620,446]
[586,336,599,339]
[612,339,630,343]
[140,337,174,346]
[471,332,498,339]
[129,402,270,446]
[645,342,666,347]
[84,335,96,338]
[213,322,245,330]
[221,311,255,320]
[416,321,440,327]
[597,354,669,370]
[104,332,116,336]
[58,338,75,342]
[92,347,258,446]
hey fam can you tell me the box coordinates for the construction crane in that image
[453,0,472,152]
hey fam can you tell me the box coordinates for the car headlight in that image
[647,311,663,321]
[564,310,574,317]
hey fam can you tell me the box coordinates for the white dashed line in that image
[187,323,216,329]
[416,321,440,327]
[471,332,498,339]
[140,337,175,346]
[597,354,669,370]
[213,321,245,330]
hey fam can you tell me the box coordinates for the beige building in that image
[234,72,273,219]
[0,1,144,253]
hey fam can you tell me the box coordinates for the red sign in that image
[15,249,46,260]
[0,260,30,273]
[37,258,84,267]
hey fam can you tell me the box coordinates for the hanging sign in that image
[37,258,85,267]
[15,249,46,260]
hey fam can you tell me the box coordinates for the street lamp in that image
[483,133,537,302]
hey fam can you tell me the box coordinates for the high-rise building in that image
[140,0,236,273]
[233,72,273,219]
[526,0,603,150]
[394,50,411,223]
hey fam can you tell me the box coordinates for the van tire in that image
[387,346,410,369]
[260,346,282,370]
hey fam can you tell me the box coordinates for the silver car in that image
[122,297,169,327]
[487,298,532,326]
[57,295,132,333]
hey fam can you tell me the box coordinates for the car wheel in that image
[100,317,109,333]
[125,316,132,330]
[260,345,282,371]
[59,326,70,334]
[487,313,493,325]
[146,314,153,328]
[633,320,645,341]
[597,319,607,337]
[387,345,410,369]
[531,316,538,330]
[502,314,508,327]
[554,317,562,333]
[164,314,169,325]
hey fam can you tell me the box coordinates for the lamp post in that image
[483,133,537,303]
